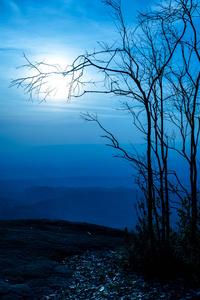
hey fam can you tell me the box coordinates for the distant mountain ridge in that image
[0,185,138,229]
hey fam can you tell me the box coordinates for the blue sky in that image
[0,0,152,182]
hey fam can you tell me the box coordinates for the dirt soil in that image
[0,219,124,300]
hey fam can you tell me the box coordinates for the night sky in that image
[0,0,154,183]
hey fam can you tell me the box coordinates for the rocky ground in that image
[1,219,200,300]
[0,219,124,300]
[47,250,200,300]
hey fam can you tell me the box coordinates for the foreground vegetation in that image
[123,226,200,282]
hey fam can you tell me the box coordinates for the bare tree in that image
[166,20,200,241]
[11,0,200,264]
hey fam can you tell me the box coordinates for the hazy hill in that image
[0,186,137,229]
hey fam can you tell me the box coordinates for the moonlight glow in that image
[38,56,71,101]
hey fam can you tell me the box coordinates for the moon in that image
[39,55,72,101]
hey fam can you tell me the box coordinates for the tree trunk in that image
[146,104,156,262]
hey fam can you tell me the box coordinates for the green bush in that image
[120,225,200,282]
